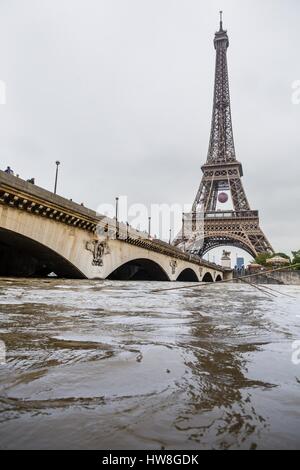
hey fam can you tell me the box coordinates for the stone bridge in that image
[0,171,227,282]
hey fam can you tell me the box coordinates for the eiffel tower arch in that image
[175,13,273,260]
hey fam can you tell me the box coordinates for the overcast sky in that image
[0,0,299,262]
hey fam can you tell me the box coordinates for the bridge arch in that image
[215,274,222,282]
[0,228,85,278]
[176,268,199,282]
[107,258,170,281]
[202,272,214,283]
[201,235,257,259]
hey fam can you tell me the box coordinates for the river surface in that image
[0,278,299,450]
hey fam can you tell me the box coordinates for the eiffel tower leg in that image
[192,180,205,213]
[248,229,274,255]
[229,178,250,211]
[205,182,218,212]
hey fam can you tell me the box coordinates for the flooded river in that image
[0,279,299,450]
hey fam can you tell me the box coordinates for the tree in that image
[292,251,300,270]
[253,252,273,266]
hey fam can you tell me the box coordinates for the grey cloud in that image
[0,0,299,263]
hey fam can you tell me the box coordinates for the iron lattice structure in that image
[176,14,273,259]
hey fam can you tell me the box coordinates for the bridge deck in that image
[0,171,224,273]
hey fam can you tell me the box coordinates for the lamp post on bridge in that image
[115,197,119,239]
[169,228,172,245]
[148,217,151,239]
[54,161,60,195]
[182,213,186,252]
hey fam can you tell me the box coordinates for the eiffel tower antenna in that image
[219,10,223,30]
[174,17,273,259]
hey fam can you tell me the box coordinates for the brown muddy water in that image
[0,279,299,450]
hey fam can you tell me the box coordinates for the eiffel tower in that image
[177,13,273,259]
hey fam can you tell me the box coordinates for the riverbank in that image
[235,270,300,286]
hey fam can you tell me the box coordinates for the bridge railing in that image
[95,218,222,271]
